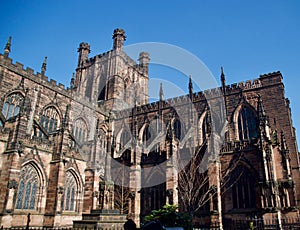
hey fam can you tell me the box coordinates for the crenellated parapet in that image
[0,53,69,94]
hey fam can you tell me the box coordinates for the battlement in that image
[0,53,68,92]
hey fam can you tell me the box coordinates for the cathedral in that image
[0,29,299,229]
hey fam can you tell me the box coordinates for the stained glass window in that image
[173,119,181,140]
[202,115,210,142]
[62,171,77,211]
[142,125,151,146]
[15,164,40,210]
[2,93,24,119]
[238,107,258,141]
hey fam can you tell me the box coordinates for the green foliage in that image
[144,204,192,229]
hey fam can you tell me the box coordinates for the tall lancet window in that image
[173,119,181,140]
[231,166,256,209]
[62,171,78,211]
[16,164,40,210]
[202,114,210,143]
[120,129,131,163]
[2,93,24,119]
[142,125,151,147]
[238,107,258,141]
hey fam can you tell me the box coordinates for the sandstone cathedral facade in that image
[0,29,299,229]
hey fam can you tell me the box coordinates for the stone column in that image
[82,168,95,213]
[166,140,178,205]
[129,164,141,227]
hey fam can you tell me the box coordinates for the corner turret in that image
[112,28,126,50]
[139,52,150,75]
[77,42,90,67]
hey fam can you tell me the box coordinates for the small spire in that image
[188,75,193,98]
[257,94,267,127]
[159,83,164,101]
[257,94,266,117]
[70,73,76,89]
[4,36,12,58]
[41,56,47,76]
[221,67,226,89]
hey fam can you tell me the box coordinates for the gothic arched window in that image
[2,93,24,119]
[142,125,151,146]
[238,107,258,141]
[39,107,60,137]
[16,164,40,210]
[119,129,131,163]
[173,119,181,140]
[62,171,78,211]
[202,114,210,142]
[231,166,256,209]
[99,129,107,157]
[73,118,88,144]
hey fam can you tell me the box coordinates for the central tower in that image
[74,28,149,110]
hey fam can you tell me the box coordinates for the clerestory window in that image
[2,93,24,119]
[39,107,60,137]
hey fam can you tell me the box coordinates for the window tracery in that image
[62,171,78,211]
[237,107,258,141]
[16,164,40,210]
[40,107,59,134]
[2,93,24,119]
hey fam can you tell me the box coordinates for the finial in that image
[188,75,193,98]
[159,83,164,101]
[257,94,267,127]
[70,73,76,89]
[4,36,12,58]
[41,57,47,76]
[221,66,226,89]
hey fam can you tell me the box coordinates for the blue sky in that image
[0,0,299,145]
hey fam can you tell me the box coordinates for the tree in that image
[114,183,130,214]
[177,137,242,220]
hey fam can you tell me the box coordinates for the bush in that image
[144,204,192,230]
